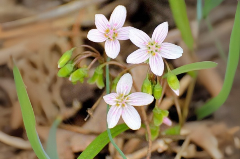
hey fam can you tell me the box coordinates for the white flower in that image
[87,5,131,59]
[103,73,154,130]
[126,22,183,76]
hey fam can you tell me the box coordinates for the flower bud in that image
[153,82,162,100]
[153,107,169,126]
[88,66,105,89]
[141,75,152,95]
[57,64,74,77]
[111,76,120,91]
[69,68,88,83]
[150,124,159,141]
[58,47,75,68]
[167,72,180,96]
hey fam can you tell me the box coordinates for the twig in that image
[182,76,197,124]
[0,0,106,30]
[173,95,183,127]
[174,136,191,159]
[84,92,105,121]
[131,80,152,159]
[59,124,101,135]
[0,131,31,150]
[125,139,167,159]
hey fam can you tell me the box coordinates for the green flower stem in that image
[100,60,126,69]
[105,57,127,159]
[73,53,98,66]
[117,63,147,78]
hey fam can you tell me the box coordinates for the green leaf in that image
[169,0,194,50]
[163,61,217,78]
[13,60,50,159]
[196,2,240,119]
[202,0,224,18]
[78,124,129,159]
[46,116,62,159]
[163,125,181,135]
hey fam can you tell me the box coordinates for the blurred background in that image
[0,0,239,158]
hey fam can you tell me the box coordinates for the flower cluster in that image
[86,5,184,130]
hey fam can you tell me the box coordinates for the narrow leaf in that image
[13,60,50,159]
[169,0,194,50]
[197,0,203,22]
[196,2,240,119]
[78,124,129,159]
[46,116,62,159]
[163,125,181,135]
[163,61,217,78]
[202,0,224,18]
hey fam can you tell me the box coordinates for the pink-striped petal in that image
[163,117,172,126]
[116,73,132,95]
[103,93,118,105]
[122,105,141,130]
[105,40,120,59]
[95,14,110,33]
[109,5,126,29]
[117,27,132,40]
[160,42,183,59]
[107,105,122,128]
[126,49,149,64]
[87,29,106,42]
[129,28,150,48]
[170,87,180,96]
[149,54,164,76]
[152,22,168,44]
[127,92,154,106]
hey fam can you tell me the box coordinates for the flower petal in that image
[149,54,164,76]
[170,87,180,96]
[122,105,141,130]
[95,14,110,33]
[87,29,106,42]
[107,105,122,128]
[152,22,168,44]
[105,40,120,59]
[103,93,118,105]
[127,92,154,106]
[163,117,172,126]
[116,73,132,95]
[160,42,183,59]
[126,48,149,64]
[117,26,132,40]
[129,28,150,48]
[110,5,126,29]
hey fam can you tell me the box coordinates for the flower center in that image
[104,27,118,41]
[115,94,129,107]
[146,41,161,56]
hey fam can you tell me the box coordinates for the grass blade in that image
[46,116,62,159]
[196,2,240,119]
[169,0,194,50]
[78,124,129,159]
[206,17,227,61]
[163,61,217,78]
[197,0,203,22]
[13,60,50,159]
[202,0,224,18]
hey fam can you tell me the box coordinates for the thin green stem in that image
[105,57,127,159]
